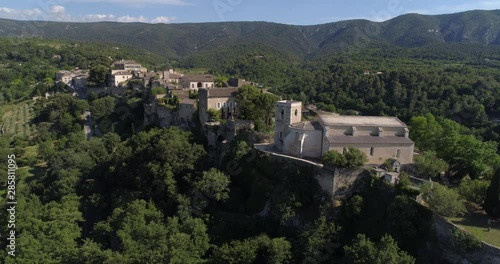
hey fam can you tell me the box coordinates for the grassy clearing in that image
[449,208,500,248]
[0,144,46,198]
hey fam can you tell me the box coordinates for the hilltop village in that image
[4,11,500,263]
[54,59,414,188]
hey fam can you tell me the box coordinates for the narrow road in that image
[83,110,94,139]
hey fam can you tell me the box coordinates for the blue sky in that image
[1,0,500,25]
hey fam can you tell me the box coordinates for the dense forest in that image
[0,93,443,263]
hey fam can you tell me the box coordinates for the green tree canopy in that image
[420,183,466,217]
[236,85,278,130]
[93,199,209,263]
[299,216,340,263]
[484,168,500,217]
[90,96,115,120]
[414,151,448,177]
[322,146,367,168]
[210,234,292,264]
[194,168,231,201]
[344,234,415,264]
[88,64,109,85]
[458,178,490,205]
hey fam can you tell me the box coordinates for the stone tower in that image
[274,100,302,151]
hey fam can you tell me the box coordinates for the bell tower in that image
[274,100,302,151]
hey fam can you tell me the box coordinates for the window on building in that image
[191,84,195,88]
[294,109,298,116]
[229,102,233,108]
[217,103,221,109]
[370,147,374,156]
[281,109,284,119]
[223,102,226,108]
[396,149,401,158]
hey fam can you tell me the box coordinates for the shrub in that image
[322,149,347,167]
[450,228,482,254]
[414,151,448,177]
[420,183,466,217]
[458,178,489,205]
[343,147,368,168]
[322,147,367,168]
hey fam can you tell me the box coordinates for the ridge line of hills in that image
[2,10,500,59]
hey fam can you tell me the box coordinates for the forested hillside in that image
[0,38,168,102]
[3,10,500,59]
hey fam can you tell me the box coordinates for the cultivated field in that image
[1,101,36,138]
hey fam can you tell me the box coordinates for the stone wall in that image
[254,149,369,197]
[432,214,500,263]
[143,94,194,130]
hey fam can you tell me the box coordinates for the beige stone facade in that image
[113,60,147,73]
[56,70,89,88]
[198,88,238,124]
[275,100,415,165]
[180,75,215,90]
[274,101,304,152]
[110,72,133,87]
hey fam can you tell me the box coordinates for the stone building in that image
[56,69,89,88]
[110,71,133,87]
[198,88,238,124]
[112,60,147,73]
[179,98,196,124]
[227,78,255,87]
[180,75,215,90]
[275,100,414,164]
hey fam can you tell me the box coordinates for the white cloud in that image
[48,5,72,21]
[151,16,176,23]
[0,6,176,24]
[49,5,66,15]
[117,15,148,23]
[74,0,190,6]
[81,14,116,22]
[0,7,42,20]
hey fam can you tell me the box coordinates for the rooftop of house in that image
[290,121,322,131]
[144,72,158,78]
[182,74,215,82]
[276,100,302,106]
[171,90,190,100]
[168,74,182,79]
[320,115,407,127]
[114,60,140,65]
[180,98,196,105]
[206,88,239,98]
[113,71,133,76]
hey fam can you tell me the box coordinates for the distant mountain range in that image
[2,10,500,59]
